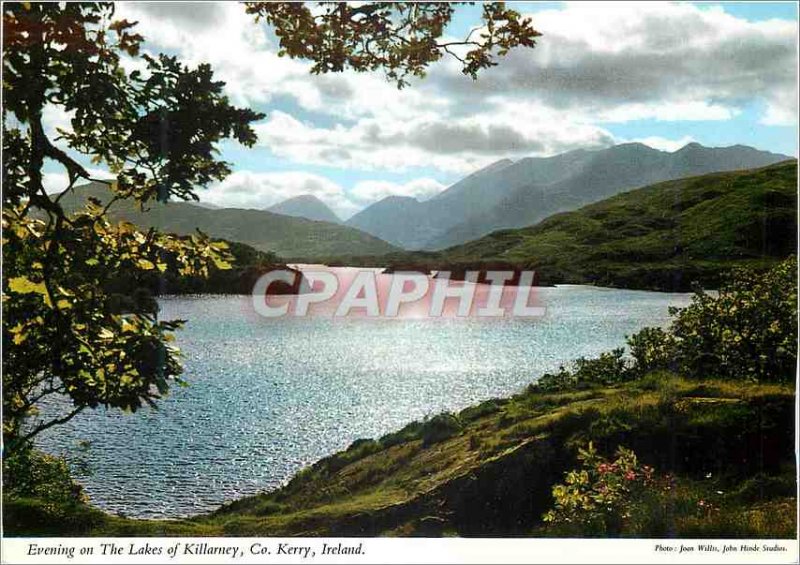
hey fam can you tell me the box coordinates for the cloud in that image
[111,1,795,193]
[198,171,452,219]
[432,3,797,125]
[350,178,447,204]
[202,170,350,213]
[254,109,615,175]
[625,135,697,153]
[117,2,448,119]
[42,168,115,194]
[131,2,226,32]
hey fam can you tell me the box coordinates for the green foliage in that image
[245,2,540,88]
[533,348,632,392]
[627,256,797,383]
[2,447,85,504]
[421,412,464,446]
[378,421,425,449]
[2,2,260,455]
[627,327,678,375]
[533,257,797,393]
[437,161,797,291]
[543,443,656,535]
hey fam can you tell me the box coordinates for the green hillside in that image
[6,376,794,537]
[56,183,399,259]
[438,160,797,290]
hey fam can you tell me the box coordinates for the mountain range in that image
[361,159,795,291]
[55,183,398,259]
[266,194,341,224]
[345,143,791,250]
[51,143,792,263]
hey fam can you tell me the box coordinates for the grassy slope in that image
[440,161,797,290]
[56,183,399,259]
[324,162,797,291]
[6,374,795,537]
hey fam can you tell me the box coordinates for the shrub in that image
[626,256,797,383]
[542,442,656,535]
[3,447,85,504]
[379,421,424,448]
[626,327,678,376]
[421,413,463,447]
[668,256,797,382]
[533,349,633,392]
[459,399,503,422]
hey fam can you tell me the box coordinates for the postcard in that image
[2,2,798,564]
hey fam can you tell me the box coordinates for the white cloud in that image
[761,89,799,126]
[254,108,615,175]
[626,135,697,153]
[198,171,452,219]
[42,168,115,194]
[202,170,350,213]
[438,2,797,125]
[117,2,448,120]
[350,178,446,204]
[595,101,738,123]
[110,1,796,190]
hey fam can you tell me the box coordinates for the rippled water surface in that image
[37,283,691,518]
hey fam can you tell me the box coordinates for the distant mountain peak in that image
[267,194,341,224]
[345,141,791,252]
[381,195,420,205]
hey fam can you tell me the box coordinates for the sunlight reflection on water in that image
[37,285,691,518]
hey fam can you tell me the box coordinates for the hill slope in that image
[267,194,341,223]
[56,183,398,259]
[430,143,792,249]
[438,160,797,290]
[345,143,790,250]
[6,376,794,536]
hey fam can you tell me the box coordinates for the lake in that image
[36,279,693,519]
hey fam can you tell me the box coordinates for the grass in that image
[442,161,797,291]
[5,373,795,537]
[318,161,797,291]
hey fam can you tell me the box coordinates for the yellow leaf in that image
[137,258,155,270]
[212,257,232,270]
[56,299,72,309]
[8,276,47,295]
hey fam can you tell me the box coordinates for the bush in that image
[626,327,678,376]
[379,421,424,448]
[2,447,85,504]
[421,413,463,447]
[542,442,656,536]
[533,349,633,392]
[626,256,797,383]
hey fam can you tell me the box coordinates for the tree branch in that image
[18,405,87,445]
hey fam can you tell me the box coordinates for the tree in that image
[2,2,261,454]
[246,2,541,88]
[2,2,540,457]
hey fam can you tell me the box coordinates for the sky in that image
[42,1,799,219]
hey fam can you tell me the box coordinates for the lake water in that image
[36,278,692,519]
